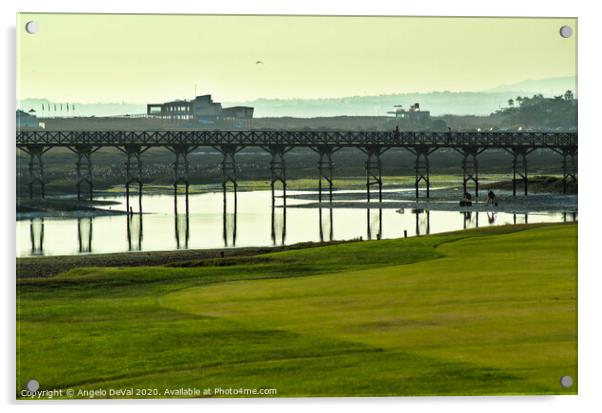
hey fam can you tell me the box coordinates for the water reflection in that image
[462,211,481,229]
[367,208,383,240]
[563,211,578,223]
[77,217,93,253]
[29,217,44,256]
[271,203,287,246]
[319,207,334,242]
[513,213,529,225]
[222,189,238,247]
[126,189,143,216]
[223,211,237,247]
[415,209,431,236]
[18,191,577,257]
[127,213,143,251]
[174,213,189,249]
[174,192,189,215]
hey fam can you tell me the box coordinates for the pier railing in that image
[16,130,577,149]
[16,129,578,201]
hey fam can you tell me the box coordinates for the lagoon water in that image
[17,190,576,257]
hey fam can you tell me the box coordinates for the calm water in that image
[17,190,577,257]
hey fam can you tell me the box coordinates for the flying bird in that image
[255,60,263,65]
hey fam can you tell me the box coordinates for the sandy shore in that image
[16,239,355,278]
[284,188,577,214]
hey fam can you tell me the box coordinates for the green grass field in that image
[16,223,577,398]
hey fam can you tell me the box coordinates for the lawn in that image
[16,223,577,398]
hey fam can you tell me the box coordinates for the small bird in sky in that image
[255,60,263,65]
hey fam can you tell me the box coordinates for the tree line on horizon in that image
[492,90,577,130]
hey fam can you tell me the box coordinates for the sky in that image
[17,14,577,103]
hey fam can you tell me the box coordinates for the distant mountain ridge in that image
[486,76,576,95]
[18,76,577,118]
[224,91,539,118]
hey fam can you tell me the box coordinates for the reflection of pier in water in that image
[513,213,528,225]
[271,202,287,246]
[127,213,143,251]
[462,211,479,229]
[319,207,333,242]
[366,207,382,240]
[24,203,578,256]
[174,213,190,249]
[29,218,44,256]
[563,211,578,223]
[78,217,93,253]
[415,209,431,236]
[221,145,239,247]
[223,210,237,247]
[174,192,190,249]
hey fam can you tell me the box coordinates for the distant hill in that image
[225,91,525,118]
[18,77,578,119]
[486,76,577,96]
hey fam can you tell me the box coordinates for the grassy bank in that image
[16,223,577,398]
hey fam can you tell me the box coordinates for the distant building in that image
[147,94,253,127]
[221,106,255,128]
[16,109,40,129]
[387,103,431,122]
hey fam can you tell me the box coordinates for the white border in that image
[2,1,601,412]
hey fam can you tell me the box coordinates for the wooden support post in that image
[168,144,197,215]
[121,145,147,214]
[315,146,337,204]
[70,145,97,201]
[507,147,533,196]
[265,145,289,246]
[267,145,288,208]
[220,145,239,214]
[362,146,385,205]
[460,147,483,198]
[561,148,577,193]
[24,146,46,199]
[412,146,436,198]
[214,144,241,246]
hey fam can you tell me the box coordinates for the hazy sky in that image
[17,14,577,103]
